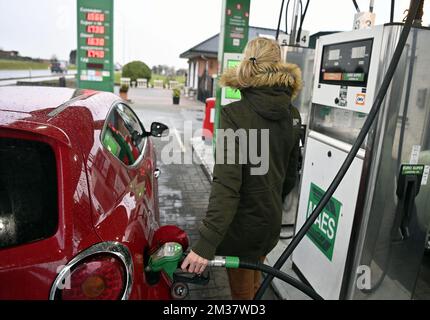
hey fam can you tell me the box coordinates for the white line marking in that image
[169,120,186,153]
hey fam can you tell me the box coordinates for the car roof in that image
[0,86,79,114]
[0,86,119,123]
[0,86,119,147]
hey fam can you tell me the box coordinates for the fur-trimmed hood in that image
[219,62,302,99]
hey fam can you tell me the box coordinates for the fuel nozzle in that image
[145,242,183,279]
[145,242,242,279]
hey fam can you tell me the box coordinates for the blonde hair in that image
[219,37,302,97]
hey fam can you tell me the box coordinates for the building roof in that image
[179,26,283,60]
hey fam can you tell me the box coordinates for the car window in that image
[102,103,146,166]
[0,138,58,249]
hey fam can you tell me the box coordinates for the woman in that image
[181,37,302,300]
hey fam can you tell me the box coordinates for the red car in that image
[0,86,188,300]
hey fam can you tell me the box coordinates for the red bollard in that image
[202,97,215,140]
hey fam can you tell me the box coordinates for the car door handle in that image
[154,168,161,179]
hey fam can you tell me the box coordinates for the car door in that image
[96,102,157,243]
[119,105,158,230]
[113,102,158,239]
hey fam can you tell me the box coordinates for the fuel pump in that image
[271,0,315,245]
[263,1,430,300]
[277,45,313,241]
[255,0,427,300]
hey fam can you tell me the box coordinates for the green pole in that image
[214,0,251,148]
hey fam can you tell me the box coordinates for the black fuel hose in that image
[275,0,286,40]
[296,0,310,44]
[254,0,422,300]
[239,260,323,300]
[352,0,360,13]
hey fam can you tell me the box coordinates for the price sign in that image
[77,0,114,92]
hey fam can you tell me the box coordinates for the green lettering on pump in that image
[306,183,342,261]
[327,217,336,240]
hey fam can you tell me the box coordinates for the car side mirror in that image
[150,122,169,137]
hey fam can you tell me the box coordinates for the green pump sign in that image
[306,183,342,261]
[214,0,250,142]
[221,0,250,53]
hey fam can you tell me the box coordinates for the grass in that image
[149,74,185,87]
[114,72,185,87]
[0,59,49,70]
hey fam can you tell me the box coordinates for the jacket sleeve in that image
[282,106,302,200]
[192,108,242,259]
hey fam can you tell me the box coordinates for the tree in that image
[122,60,152,82]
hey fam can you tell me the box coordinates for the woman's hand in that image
[181,250,209,274]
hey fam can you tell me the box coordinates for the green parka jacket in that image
[193,63,302,261]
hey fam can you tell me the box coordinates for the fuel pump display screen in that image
[319,38,373,87]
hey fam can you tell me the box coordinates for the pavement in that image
[127,87,278,300]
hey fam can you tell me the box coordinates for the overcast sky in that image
[0,0,429,69]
